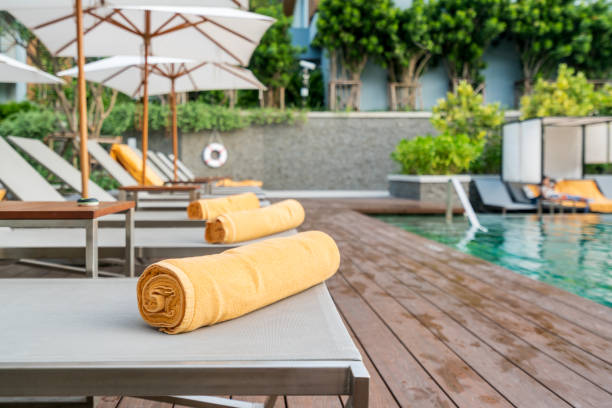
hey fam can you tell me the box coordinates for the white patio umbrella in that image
[58,55,266,181]
[0,54,63,84]
[4,2,273,187]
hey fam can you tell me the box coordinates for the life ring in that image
[202,142,228,168]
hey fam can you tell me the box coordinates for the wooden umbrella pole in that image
[171,78,178,182]
[75,0,89,198]
[141,10,151,185]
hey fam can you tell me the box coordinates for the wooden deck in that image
[1,198,611,408]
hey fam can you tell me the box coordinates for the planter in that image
[387,174,472,205]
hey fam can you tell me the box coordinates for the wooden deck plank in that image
[117,397,171,408]
[335,244,570,408]
[327,274,456,407]
[376,214,612,337]
[335,211,612,362]
[335,264,512,407]
[284,396,343,408]
[324,213,612,407]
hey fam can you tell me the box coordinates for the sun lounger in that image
[8,136,116,202]
[155,151,191,182]
[472,177,536,214]
[0,137,65,202]
[7,137,193,210]
[0,227,296,264]
[592,175,612,198]
[0,138,203,227]
[0,278,368,408]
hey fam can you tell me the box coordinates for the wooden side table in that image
[118,185,200,207]
[0,201,135,278]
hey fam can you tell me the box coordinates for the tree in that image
[314,0,397,109]
[566,0,612,80]
[249,3,302,109]
[428,0,507,92]
[507,0,589,95]
[379,0,435,110]
[0,12,118,139]
[520,64,612,118]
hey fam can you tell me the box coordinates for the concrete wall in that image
[173,112,435,190]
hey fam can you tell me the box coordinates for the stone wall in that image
[173,112,435,190]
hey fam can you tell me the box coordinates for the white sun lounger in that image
[0,138,203,227]
[7,136,194,209]
[0,279,369,408]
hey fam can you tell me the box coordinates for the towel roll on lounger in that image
[137,231,340,334]
[205,199,305,244]
[187,192,260,220]
[110,144,164,186]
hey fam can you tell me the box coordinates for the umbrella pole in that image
[171,78,178,182]
[75,0,89,198]
[141,10,151,185]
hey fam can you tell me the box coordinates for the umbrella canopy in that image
[57,55,265,97]
[7,5,273,66]
[58,55,265,180]
[0,53,63,84]
[4,3,274,185]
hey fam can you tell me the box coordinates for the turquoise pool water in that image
[376,214,612,307]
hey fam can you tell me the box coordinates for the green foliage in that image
[0,101,35,121]
[565,0,612,79]
[90,169,120,190]
[314,0,397,76]
[381,0,435,82]
[428,0,507,88]
[431,82,504,139]
[0,109,63,140]
[520,64,612,118]
[392,81,504,174]
[507,0,589,90]
[392,132,484,175]
[101,102,303,135]
[249,4,302,90]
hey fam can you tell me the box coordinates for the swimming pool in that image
[376,214,612,307]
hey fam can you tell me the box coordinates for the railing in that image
[446,177,487,232]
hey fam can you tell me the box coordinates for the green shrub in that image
[392,81,503,174]
[0,109,63,140]
[520,64,612,118]
[0,101,35,121]
[392,132,484,175]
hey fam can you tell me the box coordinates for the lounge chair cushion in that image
[187,192,260,220]
[216,178,263,187]
[137,231,340,334]
[205,199,304,244]
[554,179,612,213]
[110,144,164,186]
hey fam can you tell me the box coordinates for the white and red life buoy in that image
[202,142,228,168]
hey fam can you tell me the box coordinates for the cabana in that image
[502,116,612,184]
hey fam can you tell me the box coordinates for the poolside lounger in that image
[0,227,296,264]
[0,138,204,227]
[155,151,191,182]
[0,279,368,408]
[592,175,612,198]
[472,177,536,214]
[8,136,116,202]
[7,137,192,209]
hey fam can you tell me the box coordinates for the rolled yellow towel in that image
[137,231,340,334]
[0,189,5,201]
[205,199,304,244]
[215,178,263,188]
[187,193,260,220]
[110,144,164,186]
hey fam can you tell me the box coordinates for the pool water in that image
[376,214,612,307]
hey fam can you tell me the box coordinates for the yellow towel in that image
[137,231,340,334]
[187,193,260,220]
[215,178,263,188]
[555,180,612,213]
[205,199,304,244]
[0,189,5,201]
[110,144,164,186]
